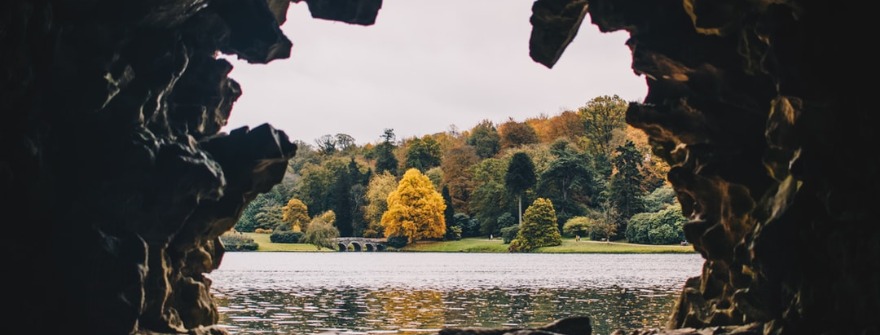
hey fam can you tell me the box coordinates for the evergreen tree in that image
[254,204,283,231]
[345,158,369,235]
[441,186,459,240]
[348,157,365,186]
[331,169,353,237]
[349,183,367,236]
[536,142,597,226]
[442,186,455,229]
[296,162,333,216]
[469,158,513,235]
[592,152,613,205]
[505,152,536,225]
[376,129,398,175]
[509,198,562,252]
[235,195,270,232]
[609,141,646,236]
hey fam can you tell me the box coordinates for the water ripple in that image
[210,253,702,335]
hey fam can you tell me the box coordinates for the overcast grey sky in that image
[220,1,647,145]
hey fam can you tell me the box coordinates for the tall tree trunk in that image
[518,194,522,225]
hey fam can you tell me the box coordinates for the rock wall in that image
[0,0,377,333]
[530,0,877,334]
[2,0,876,334]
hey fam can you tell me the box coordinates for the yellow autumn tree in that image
[381,168,447,243]
[281,198,310,232]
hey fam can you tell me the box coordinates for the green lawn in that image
[238,234,695,253]
[400,238,696,253]
[400,238,510,252]
[242,232,334,252]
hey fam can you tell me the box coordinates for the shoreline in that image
[238,233,696,254]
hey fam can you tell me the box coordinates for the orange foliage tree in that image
[381,168,447,243]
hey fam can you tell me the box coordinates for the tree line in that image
[232,95,688,251]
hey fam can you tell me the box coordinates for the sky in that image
[220,1,647,145]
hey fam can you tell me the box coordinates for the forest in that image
[230,95,687,250]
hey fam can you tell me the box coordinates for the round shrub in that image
[648,224,679,245]
[269,231,303,243]
[385,236,409,249]
[625,204,686,244]
[562,216,594,237]
[219,233,258,251]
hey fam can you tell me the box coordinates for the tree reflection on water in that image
[211,253,701,335]
[215,285,678,334]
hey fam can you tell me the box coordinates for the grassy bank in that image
[400,238,510,252]
[237,233,695,253]
[242,232,333,252]
[400,238,696,253]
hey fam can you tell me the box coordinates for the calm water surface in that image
[210,252,703,335]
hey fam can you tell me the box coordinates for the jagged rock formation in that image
[531,0,877,334]
[440,316,592,335]
[0,0,377,334]
[2,0,877,334]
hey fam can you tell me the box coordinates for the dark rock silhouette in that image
[2,0,876,334]
[531,0,876,334]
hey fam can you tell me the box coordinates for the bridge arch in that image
[334,238,387,252]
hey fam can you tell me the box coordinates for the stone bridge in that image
[335,237,387,252]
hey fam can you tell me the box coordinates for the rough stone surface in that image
[2,1,877,335]
[610,323,762,335]
[439,316,592,335]
[529,0,877,334]
[0,0,317,333]
[295,0,383,26]
[528,0,590,68]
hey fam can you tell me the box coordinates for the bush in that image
[550,200,587,232]
[385,236,409,249]
[625,204,686,244]
[455,213,480,238]
[234,219,257,233]
[269,231,304,243]
[562,216,594,237]
[508,238,524,252]
[500,225,519,244]
[444,226,462,241]
[644,185,677,212]
[648,224,679,245]
[625,212,653,243]
[509,198,561,252]
[301,218,339,250]
[497,212,517,230]
[219,233,258,251]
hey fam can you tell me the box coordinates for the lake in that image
[210,252,703,335]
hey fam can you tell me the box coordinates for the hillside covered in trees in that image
[233,95,687,247]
